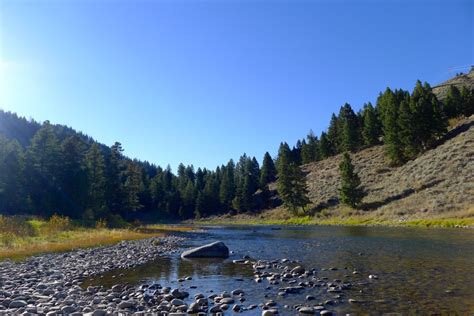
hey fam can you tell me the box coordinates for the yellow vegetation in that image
[0,216,197,261]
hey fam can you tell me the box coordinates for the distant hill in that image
[433,67,474,100]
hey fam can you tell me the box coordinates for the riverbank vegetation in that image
[192,206,474,228]
[0,215,193,260]
[1,72,473,225]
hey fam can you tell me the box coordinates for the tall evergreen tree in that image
[301,130,319,164]
[408,81,447,152]
[327,113,340,155]
[106,142,125,213]
[397,98,417,159]
[378,88,405,166]
[180,180,196,218]
[338,152,364,208]
[124,162,145,216]
[361,102,381,146]
[25,121,63,217]
[460,86,474,117]
[85,143,108,219]
[444,85,462,118]
[219,160,236,210]
[276,142,310,214]
[0,136,25,214]
[339,103,361,152]
[60,135,88,218]
[259,152,277,188]
[319,132,331,160]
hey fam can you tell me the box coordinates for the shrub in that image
[44,214,72,234]
[0,232,16,248]
[107,214,129,228]
[95,218,108,229]
[0,215,36,237]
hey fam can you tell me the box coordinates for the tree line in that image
[0,81,473,222]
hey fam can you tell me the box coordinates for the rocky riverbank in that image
[0,235,185,315]
[0,235,364,316]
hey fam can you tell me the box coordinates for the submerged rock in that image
[181,241,229,259]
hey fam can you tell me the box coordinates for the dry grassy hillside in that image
[300,116,474,221]
[432,67,474,100]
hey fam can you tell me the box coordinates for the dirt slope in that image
[300,116,474,220]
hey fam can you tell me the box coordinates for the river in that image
[83,225,474,314]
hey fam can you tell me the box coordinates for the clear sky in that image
[0,0,472,171]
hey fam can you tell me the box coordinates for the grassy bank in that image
[0,216,194,261]
[195,216,474,228]
[192,207,474,228]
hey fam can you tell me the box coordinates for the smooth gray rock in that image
[117,301,134,309]
[181,241,229,259]
[9,300,27,308]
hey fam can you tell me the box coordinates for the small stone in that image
[9,300,27,308]
[232,304,242,312]
[118,301,134,309]
[290,266,305,274]
[171,298,184,306]
[231,289,244,296]
[299,306,315,314]
[61,305,76,314]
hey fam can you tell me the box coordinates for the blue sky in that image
[0,0,472,170]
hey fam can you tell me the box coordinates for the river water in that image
[83,225,474,314]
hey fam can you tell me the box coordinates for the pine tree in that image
[25,121,63,217]
[194,191,204,219]
[219,159,236,210]
[460,86,474,117]
[409,81,447,152]
[180,180,195,218]
[444,85,462,118]
[339,103,360,152]
[327,113,340,154]
[107,142,125,213]
[319,132,331,159]
[361,102,381,146]
[85,143,108,219]
[259,152,276,188]
[379,88,405,166]
[338,152,364,208]
[398,98,417,159]
[0,136,26,214]
[124,162,144,215]
[276,142,310,214]
[60,135,88,218]
[301,130,319,164]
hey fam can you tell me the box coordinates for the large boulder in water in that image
[181,241,229,259]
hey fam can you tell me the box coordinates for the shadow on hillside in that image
[310,198,339,214]
[361,179,444,211]
[434,120,474,147]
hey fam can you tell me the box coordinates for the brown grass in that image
[0,228,164,261]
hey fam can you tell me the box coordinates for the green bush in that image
[107,214,129,228]
[0,215,36,237]
[0,232,17,248]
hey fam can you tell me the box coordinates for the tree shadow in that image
[361,179,444,211]
[434,120,474,147]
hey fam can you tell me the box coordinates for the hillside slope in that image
[300,116,474,221]
[432,67,474,100]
